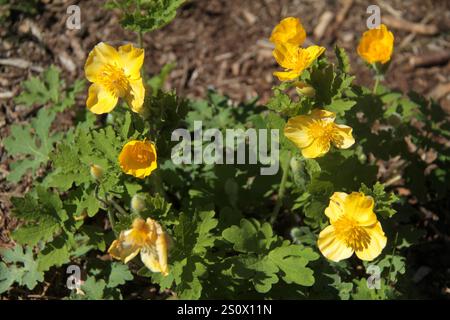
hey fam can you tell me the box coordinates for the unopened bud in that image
[90,164,104,181]
[74,209,88,221]
[131,194,146,212]
[295,82,316,97]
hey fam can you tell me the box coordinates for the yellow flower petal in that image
[284,109,351,159]
[309,109,336,122]
[357,24,394,64]
[140,248,164,273]
[273,44,301,70]
[272,45,325,82]
[303,45,326,68]
[273,70,301,81]
[317,225,354,262]
[85,42,120,83]
[332,124,355,149]
[301,138,330,158]
[344,192,378,227]
[108,232,141,264]
[284,115,314,148]
[355,222,387,261]
[324,192,348,223]
[119,140,158,179]
[125,78,145,113]
[270,17,306,47]
[140,220,169,276]
[86,83,118,114]
[118,44,144,79]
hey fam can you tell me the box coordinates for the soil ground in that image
[0,0,449,299]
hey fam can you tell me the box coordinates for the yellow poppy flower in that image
[284,109,355,158]
[109,217,169,276]
[317,192,387,262]
[357,24,394,64]
[85,42,145,114]
[273,44,325,81]
[270,17,306,47]
[118,140,157,179]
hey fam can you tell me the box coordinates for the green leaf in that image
[268,245,319,286]
[4,108,60,182]
[359,182,399,218]
[81,277,107,300]
[15,65,60,106]
[326,99,356,115]
[230,255,279,293]
[37,237,71,272]
[222,218,275,253]
[335,46,350,73]
[0,245,44,293]
[106,0,185,33]
[11,187,67,246]
[107,263,133,288]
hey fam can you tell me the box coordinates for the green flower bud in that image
[90,164,104,181]
[131,194,146,212]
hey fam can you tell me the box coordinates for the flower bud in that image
[131,194,146,212]
[90,164,104,181]
[295,82,316,97]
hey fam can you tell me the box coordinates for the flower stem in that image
[387,231,399,286]
[102,187,117,236]
[373,76,380,95]
[270,151,291,224]
[152,170,166,198]
[135,0,143,47]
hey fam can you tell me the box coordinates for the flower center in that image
[309,120,334,147]
[99,64,129,97]
[334,216,371,252]
[129,219,156,246]
[132,144,153,164]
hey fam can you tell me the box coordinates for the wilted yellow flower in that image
[85,42,145,114]
[109,217,169,276]
[273,44,325,81]
[357,24,394,64]
[317,192,387,262]
[119,140,157,179]
[284,109,355,158]
[270,17,306,47]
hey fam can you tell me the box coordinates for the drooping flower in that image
[284,109,355,158]
[85,42,145,114]
[357,24,394,64]
[273,44,325,81]
[109,217,169,276]
[317,192,387,262]
[270,17,306,47]
[119,140,157,179]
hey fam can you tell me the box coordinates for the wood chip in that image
[0,91,14,99]
[428,82,450,101]
[242,10,257,25]
[314,11,334,40]
[409,51,450,69]
[383,15,439,35]
[58,52,76,73]
[0,58,43,72]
